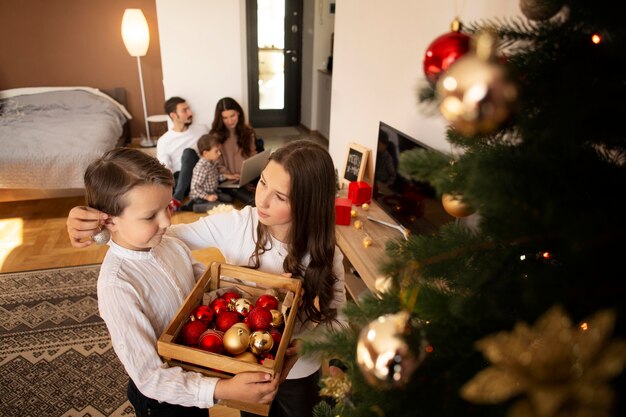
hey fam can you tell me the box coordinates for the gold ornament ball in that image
[442,193,475,218]
[356,311,420,389]
[249,330,274,355]
[436,32,518,137]
[374,276,394,296]
[350,209,357,218]
[223,326,250,355]
[362,203,370,211]
[231,322,250,333]
[354,220,363,230]
[362,236,373,248]
[234,298,252,316]
[234,351,258,363]
[270,309,284,328]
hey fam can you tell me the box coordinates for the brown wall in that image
[0,0,165,138]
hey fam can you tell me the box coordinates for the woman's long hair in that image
[252,140,338,325]
[210,97,255,158]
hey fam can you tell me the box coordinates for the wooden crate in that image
[158,262,302,415]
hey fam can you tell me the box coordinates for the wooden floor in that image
[0,196,222,273]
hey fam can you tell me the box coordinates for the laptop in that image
[218,149,271,188]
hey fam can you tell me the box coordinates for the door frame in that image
[246,0,303,127]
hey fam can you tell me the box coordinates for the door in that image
[246,0,302,127]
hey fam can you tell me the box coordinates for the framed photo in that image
[342,142,370,184]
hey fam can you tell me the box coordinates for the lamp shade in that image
[121,9,150,57]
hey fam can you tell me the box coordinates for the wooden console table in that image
[335,193,406,301]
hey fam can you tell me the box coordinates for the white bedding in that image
[0,87,130,190]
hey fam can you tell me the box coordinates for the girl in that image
[210,97,258,204]
[67,140,348,417]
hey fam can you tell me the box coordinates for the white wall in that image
[302,0,335,130]
[155,0,248,127]
[328,0,520,175]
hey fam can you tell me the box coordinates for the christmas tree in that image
[305,1,626,416]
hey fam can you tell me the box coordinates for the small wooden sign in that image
[342,142,370,183]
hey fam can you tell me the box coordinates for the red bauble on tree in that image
[423,18,471,84]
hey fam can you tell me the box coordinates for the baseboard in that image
[0,188,84,203]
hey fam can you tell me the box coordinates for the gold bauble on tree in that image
[442,193,475,218]
[437,31,518,137]
[356,311,425,389]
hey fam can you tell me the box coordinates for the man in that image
[156,97,209,211]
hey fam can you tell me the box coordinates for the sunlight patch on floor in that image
[0,218,23,269]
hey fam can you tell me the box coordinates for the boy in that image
[84,148,277,416]
[183,133,239,213]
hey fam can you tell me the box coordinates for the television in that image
[373,122,454,237]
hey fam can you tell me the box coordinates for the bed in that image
[0,86,132,202]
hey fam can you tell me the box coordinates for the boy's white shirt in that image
[98,236,217,408]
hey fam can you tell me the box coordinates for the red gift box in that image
[335,197,352,226]
[348,181,372,205]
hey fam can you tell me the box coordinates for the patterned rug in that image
[0,265,135,417]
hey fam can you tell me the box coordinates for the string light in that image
[591,33,602,44]
[580,322,589,331]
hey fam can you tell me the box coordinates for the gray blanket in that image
[0,90,127,189]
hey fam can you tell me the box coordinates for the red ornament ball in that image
[247,307,273,332]
[269,327,282,352]
[191,304,214,324]
[215,311,241,332]
[210,298,230,316]
[198,329,224,354]
[423,30,470,83]
[255,294,279,311]
[222,291,241,304]
[260,352,275,365]
[180,319,208,346]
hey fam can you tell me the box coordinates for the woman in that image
[210,97,257,204]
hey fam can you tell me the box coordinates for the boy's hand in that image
[214,372,278,404]
[206,194,219,202]
[66,206,107,248]
[224,173,240,181]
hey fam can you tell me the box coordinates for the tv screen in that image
[373,122,453,236]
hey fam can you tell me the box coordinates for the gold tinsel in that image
[461,305,626,417]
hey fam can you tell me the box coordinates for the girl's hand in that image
[66,206,107,248]
[279,339,300,383]
[214,372,278,404]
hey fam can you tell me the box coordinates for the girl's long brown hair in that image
[251,140,338,325]
[210,97,255,158]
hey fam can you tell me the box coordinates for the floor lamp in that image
[121,9,152,147]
